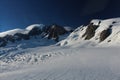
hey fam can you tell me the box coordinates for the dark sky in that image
[0,0,120,32]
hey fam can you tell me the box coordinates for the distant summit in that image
[0,24,73,47]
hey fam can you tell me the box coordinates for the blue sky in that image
[0,0,120,32]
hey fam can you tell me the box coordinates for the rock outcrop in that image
[100,28,112,42]
[46,24,67,42]
[82,23,99,40]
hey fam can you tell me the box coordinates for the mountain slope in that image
[0,24,72,47]
[58,18,120,47]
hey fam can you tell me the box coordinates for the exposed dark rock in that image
[100,28,112,42]
[14,33,23,41]
[109,25,113,28]
[3,35,15,43]
[112,21,116,24]
[98,21,101,25]
[82,23,99,40]
[45,24,67,41]
[22,34,30,40]
[108,40,111,42]
[14,33,30,40]
[28,27,41,36]
[48,24,67,35]
[0,38,7,47]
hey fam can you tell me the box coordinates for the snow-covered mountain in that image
[58,18,120,47]
[0,24,72,47]
[1,18,120,80]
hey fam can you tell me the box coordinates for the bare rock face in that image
[14,33,23,41]
[0,33,31,47]
[0,38,7,47]
[82,23,99,40]
[14,33,30,41]
[22,34,30,40]
[45,24,67,42]
[100,28,112,42]
[28,27,42,36]
[3,35,15,43]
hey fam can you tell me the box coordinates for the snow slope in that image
[0,29,29,37]
[1,46,120,80]
[26,24,45,31]
[0,24,44,37]
[58,18,120,47]
[0,24,45,38]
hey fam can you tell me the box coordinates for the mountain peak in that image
[58,17,120,47]
[0,24,72,47]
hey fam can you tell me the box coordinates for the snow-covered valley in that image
[1,46,120,80]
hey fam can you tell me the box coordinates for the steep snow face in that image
[0,24,45,38]
[0,29,29,37]
[26,24,45,31]
[58,18,120,47]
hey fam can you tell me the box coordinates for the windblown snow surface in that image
[1,46,120,80]
[1,18,120,80]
